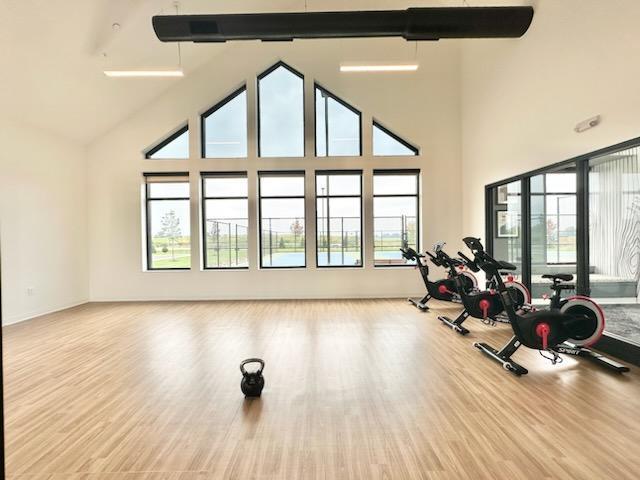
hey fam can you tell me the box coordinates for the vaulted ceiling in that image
[0,0,530,144]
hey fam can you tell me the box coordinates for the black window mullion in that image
[201,175,208,269]
[521,178,532,292]
[146,187,153,270]
[415,173,420,253]
[576,159,590,296]
[485,186,494,255]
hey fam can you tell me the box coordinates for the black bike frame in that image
[470,249,527,339]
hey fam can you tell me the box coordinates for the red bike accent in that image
[536,323,551,350]
[438,285,456,296]
[479,299,490,319]
[507,275,514,282]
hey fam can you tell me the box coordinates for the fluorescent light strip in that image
[340,64,419,72]
[104,70,184,78]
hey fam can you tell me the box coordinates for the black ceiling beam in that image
[152,7,534,43]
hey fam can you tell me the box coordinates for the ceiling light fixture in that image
[103,70,184,77]
[340,64,419,73]
[105,2,184,79]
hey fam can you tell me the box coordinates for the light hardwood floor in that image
[3,299,640,480]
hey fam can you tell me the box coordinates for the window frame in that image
[372,120,419,157]
[144,172,191,271]
[200,86,248,159]
[373,169,421,268]
[530,173,577,266]
[315,170,364,269]
[144,124,190,159]
[314,84,363,157]
[258,170,307,269]
[201,171,250,270]
[257,61,306,158]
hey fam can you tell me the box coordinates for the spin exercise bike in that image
[463,237,629,375]
[435,242,531,335]
[400,242,478,311]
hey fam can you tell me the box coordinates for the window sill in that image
[143,268,192,273]
[202,267,250,271]
[316,265,364,270]
[259,266,307,270]
[374,264,416,269]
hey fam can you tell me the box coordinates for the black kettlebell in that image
[240,358,265,397]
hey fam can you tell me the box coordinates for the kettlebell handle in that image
[240,358,265,375]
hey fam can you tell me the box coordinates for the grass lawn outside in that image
[151,237,191,269]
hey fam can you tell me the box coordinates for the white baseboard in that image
[2,300,89,326]
[2,295,425,326]
[89,293,424,303]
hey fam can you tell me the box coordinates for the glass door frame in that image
[485,135,640,365]
[487,162,589,296]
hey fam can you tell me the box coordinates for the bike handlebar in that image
[457,251,480,273]
[461,237,505,274]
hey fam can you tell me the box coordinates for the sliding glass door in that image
[486,138,640,352]
[588,147,640,343]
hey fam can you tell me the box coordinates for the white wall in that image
[87,39,463,301]
[9,0,640,310]
[6,0,640,315]
[461,0,640,238]
[0,119,89,324]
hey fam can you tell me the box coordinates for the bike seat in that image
[542,273,574,282]
[498,260,517,271]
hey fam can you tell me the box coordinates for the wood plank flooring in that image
[3,299,640,479]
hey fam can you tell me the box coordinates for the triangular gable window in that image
[201,86,248,158]
[148,63,420,160]
[315,85,361,157]
[145,125,189,159]
[373,121,418,156]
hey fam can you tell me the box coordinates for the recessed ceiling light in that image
[103,69,184,78]
[340,64,419,73]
